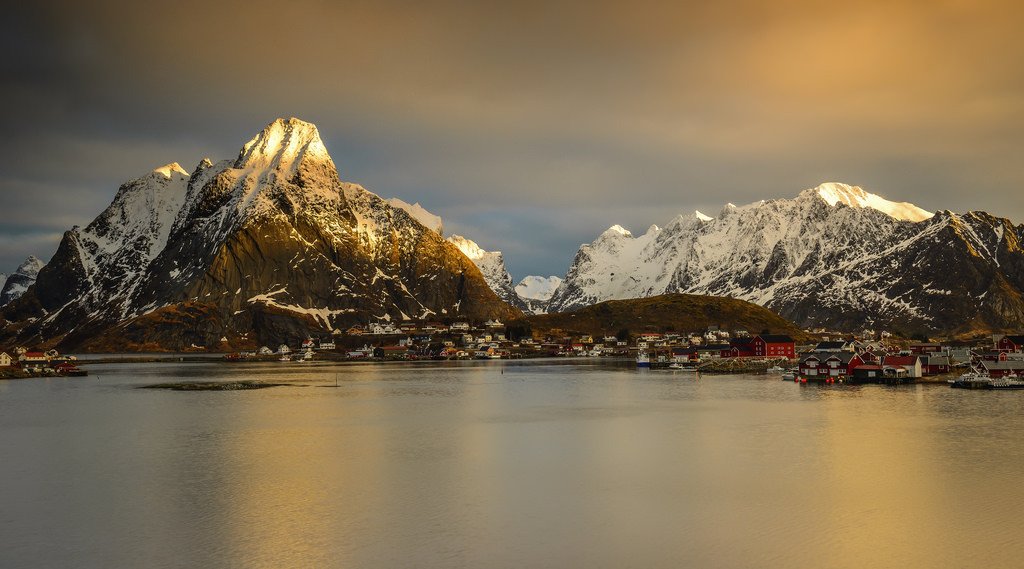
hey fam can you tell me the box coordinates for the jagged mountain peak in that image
[0,255,46,306]
[14,256,45,277]
[234,117,333,176]
[599,225,632,239]
[801,182,933,222]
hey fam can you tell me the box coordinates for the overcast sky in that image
[2,0,1022,279]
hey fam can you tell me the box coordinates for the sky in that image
[2,0,1022,279]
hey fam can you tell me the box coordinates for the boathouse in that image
[880,355,923,378]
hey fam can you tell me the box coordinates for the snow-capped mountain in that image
[446,235,526,310]
[548,183,1024,334]
[516,276,562,301]
[514,275,562,314]
[2,118,519,350]
[0,256,46,306]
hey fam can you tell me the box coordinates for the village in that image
[4,317,1024,387]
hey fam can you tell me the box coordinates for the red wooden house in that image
[726,338,757,358]
[752,335,796,359]
[923,355,950,376]
[996,335,1024,352]
[799,352,865,379]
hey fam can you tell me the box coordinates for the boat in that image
[637,352,651,368]
[766,366,785,374]
[278,355,291,362]
[781,370,797,381]
[990,377,1024,389]
[949,366,992,389]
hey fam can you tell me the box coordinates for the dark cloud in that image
[2,0,1022,277]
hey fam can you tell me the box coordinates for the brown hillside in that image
[520,293,807,341]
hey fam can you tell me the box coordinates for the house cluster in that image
[666,334,797,363]
[795,334,1024,382]
[236,319,545,361]
[0,347,85,376]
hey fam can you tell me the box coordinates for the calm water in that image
[2,359,1023,568]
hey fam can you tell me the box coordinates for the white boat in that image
[781,371,797,381]
[278,355,291,362]
[637,352,651,368]
[766,366,785,374]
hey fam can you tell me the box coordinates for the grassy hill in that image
[518,293,807,341]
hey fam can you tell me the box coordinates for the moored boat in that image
[637,352,651,368]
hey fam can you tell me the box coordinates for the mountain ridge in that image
[547,183,1024,335]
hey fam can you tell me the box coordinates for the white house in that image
[0,352,12,367]
[318,340,336,351]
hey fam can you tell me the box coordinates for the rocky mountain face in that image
[0,256,46,307]
[1,118,519,350]
[548,183,1024,335]
[446,235,526,310]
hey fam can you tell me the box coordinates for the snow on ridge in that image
[447,234,492,260]
[515,275,562,301]
[809,182,933,222]
[152,162,189,179]
[386,198,443,235]
[447,234,520,306]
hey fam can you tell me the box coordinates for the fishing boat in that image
[949,366,992,389]
[766,366,785,374]
[637,352,651,368]
[278,354,291,362]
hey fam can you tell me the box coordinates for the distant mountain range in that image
[2,120,1020,350]
[546,183,1024,335]
[0,118,518,351]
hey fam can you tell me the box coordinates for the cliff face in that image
[1,118,519,351]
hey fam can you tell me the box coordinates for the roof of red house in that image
[883,356,920,366]
[757,335,794,343]
[854,365,884,370]
[24,351,46,357]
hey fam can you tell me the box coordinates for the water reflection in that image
[2,361,1023,568]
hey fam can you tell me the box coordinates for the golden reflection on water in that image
[7,363,1024,568]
